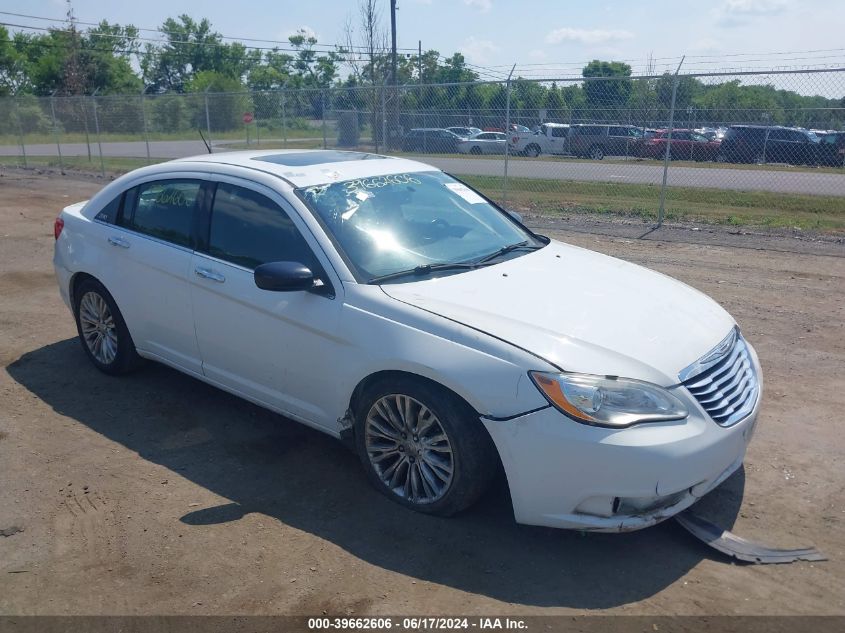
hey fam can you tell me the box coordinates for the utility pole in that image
[390,0,398,87]
[389,0,398,150]
[418,40,422,83]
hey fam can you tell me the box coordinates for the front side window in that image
[126,179,201,247]
[297,171,543,283]
[208,183,315,270]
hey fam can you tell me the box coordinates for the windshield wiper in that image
[368,262,478,284]
[474,240,542,265]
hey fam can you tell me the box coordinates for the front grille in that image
[680,328,759,427]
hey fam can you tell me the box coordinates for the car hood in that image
[380,240,735,386]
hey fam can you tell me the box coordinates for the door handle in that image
[108,236,130,249]
[194,267,225,283]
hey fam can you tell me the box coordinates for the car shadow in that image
[7,339,746,609]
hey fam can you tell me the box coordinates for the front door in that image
[189,179,343,431]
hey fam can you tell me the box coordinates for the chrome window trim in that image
[92,219,194,254]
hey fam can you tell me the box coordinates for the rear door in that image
[101,176,208,374]
[189,178,344,430]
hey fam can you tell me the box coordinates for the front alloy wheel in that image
[354,377,497,516]
[364,394,453,504]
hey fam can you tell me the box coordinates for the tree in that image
[582,60,632,116]
[544,82,565,118]
[140,15,258,92]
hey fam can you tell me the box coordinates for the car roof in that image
[171,149,439,188]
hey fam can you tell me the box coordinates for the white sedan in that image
[53,150,762,531]
[456,131,507,155]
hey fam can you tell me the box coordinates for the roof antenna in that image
[198,128,212,154]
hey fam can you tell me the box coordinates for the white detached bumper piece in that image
[483,346,762,533]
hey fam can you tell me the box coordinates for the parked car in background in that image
[568,124,643,160]
[447,126,482,138]
[509,123,570,157]
[457,131,507,155]
[635,129,722,161]
[719,125,820,165]
[401,128,462,153]
[484,123,531,134]
[53,149,762,532]
[817,131,845,167]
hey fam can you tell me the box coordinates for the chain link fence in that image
[2,67,844,229]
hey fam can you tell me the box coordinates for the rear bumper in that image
[482,356,762,532]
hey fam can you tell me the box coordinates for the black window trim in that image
[115,177,207,251]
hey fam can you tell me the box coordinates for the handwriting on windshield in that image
[343,173,421,193]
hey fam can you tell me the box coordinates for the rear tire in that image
[525,144,541,158]
[354,376,497,517]
[589,145,605,160]
[73,278,141,375]
[470,146,482,155]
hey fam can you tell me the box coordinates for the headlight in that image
[529,372,688,428]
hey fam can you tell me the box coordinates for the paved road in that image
[3,140,844,196]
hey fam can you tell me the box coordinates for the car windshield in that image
[296,171,543,283]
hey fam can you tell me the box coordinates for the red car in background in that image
[635,129,722,161]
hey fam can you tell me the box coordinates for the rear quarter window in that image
[93,193,123,224]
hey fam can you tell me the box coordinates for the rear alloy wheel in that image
[354,377,496,516]
[525,144,540,158]
[589,145,605,160]
[74,278,141,375]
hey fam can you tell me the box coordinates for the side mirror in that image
[507,210,523,223]
[254,261,315,292]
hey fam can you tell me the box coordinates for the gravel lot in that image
[0,168,843,616]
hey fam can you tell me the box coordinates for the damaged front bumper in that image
[481,374,761,532]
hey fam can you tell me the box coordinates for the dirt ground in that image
[0,167,843,616]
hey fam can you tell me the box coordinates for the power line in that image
[0,34,379,64]
[0,10,419,53]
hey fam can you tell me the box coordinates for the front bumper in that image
[481,355,762,532]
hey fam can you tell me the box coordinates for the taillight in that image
[54,216,64,240]
[511,136,519,143]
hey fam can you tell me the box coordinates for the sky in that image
[9,0,845,81]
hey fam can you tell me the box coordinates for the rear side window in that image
[208,183,315,270]
[94,193,122,224]
[551,127,567,138]
[126,180,201,248]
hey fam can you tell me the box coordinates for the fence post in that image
[91,92,105,177]
[321,89,328,149]
[381,87,387,154]
[140,90,151,162]
[81,96,92,163]
[502,65,516,208]
[281,80,288,149]
[204,86,212,140]
[49,93,64,172]
[657,56,685,226]
[13,96,28,168]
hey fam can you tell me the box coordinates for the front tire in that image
[589,145,605,160]
[73,278,140,375]
[354,377,497,516]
